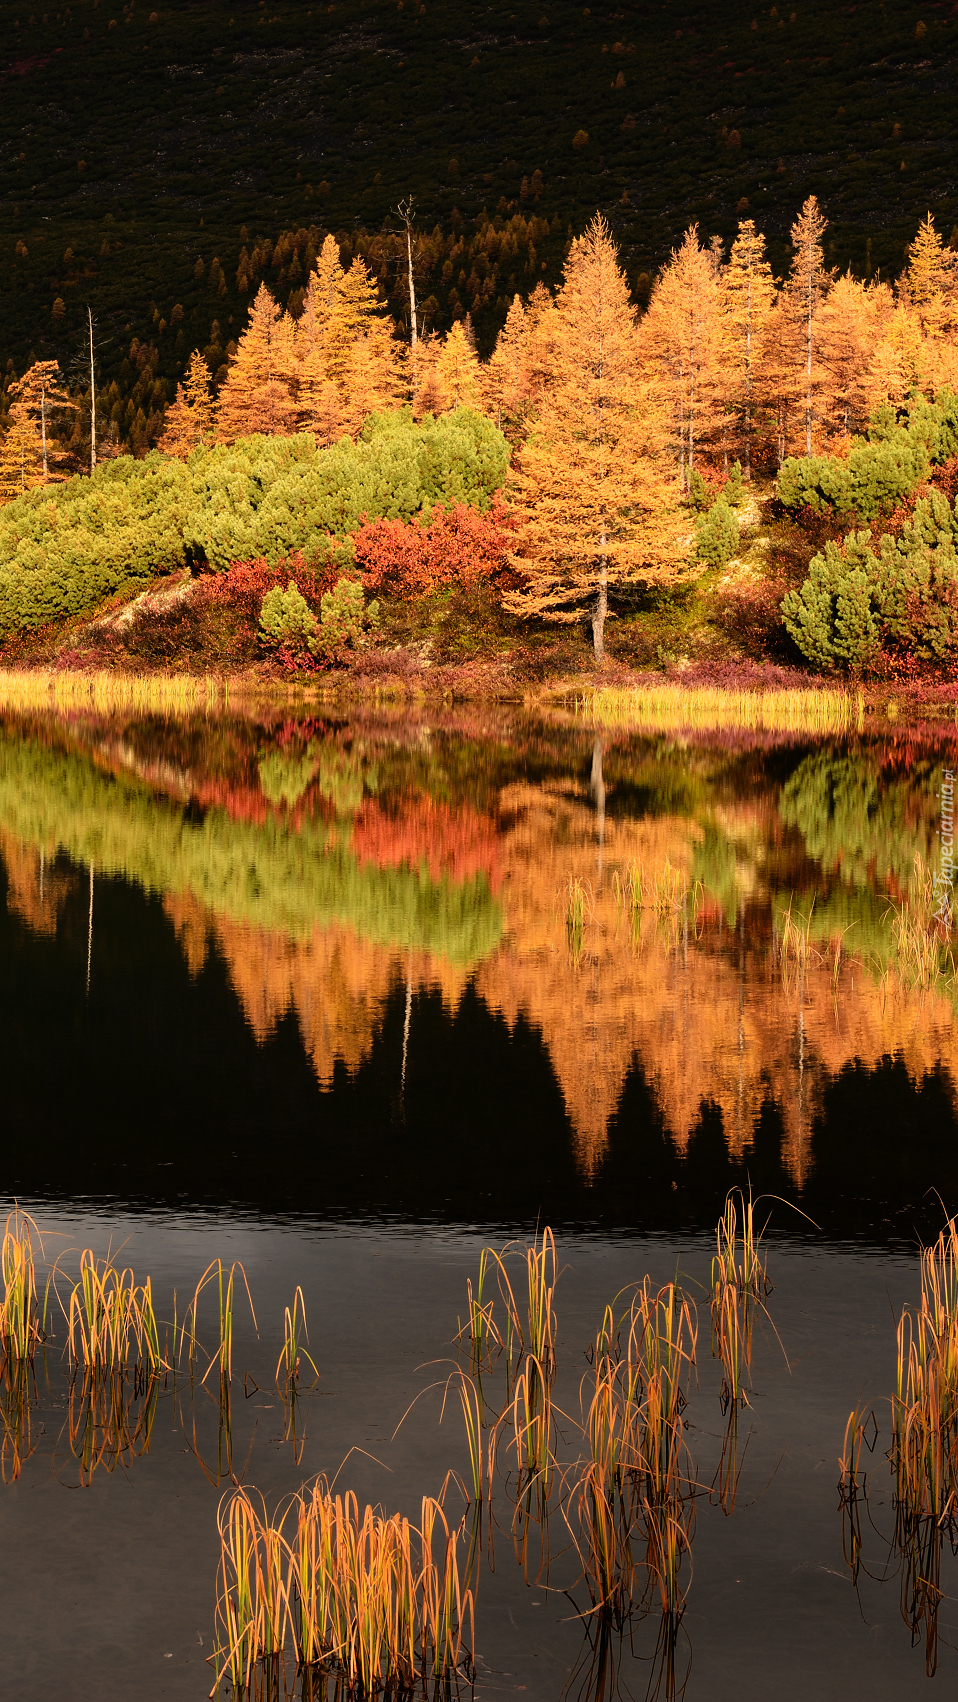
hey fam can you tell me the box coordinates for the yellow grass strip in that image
[584,684,853,735]
[0,669,232,714]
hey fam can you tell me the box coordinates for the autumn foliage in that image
[352,497,513,596]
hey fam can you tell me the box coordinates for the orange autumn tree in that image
[639,225,726,487]
[722,220,776,477]
[0,360,69,499]
[216,284,298,442]
[295,234,347,442]
[161,351,214,458]
[505,216,687,665]
[789,195,830,454]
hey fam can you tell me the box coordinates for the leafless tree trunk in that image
[88,306,97,473]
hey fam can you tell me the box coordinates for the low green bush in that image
[258,575,380,667]
[777,388,958,522]
[782,489,958,670]
[0,409,509,635]
[696,497,739,567]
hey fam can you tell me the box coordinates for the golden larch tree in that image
[789,195,829,454]
[639,226,727,487]
[216,285,298,442]
[433,321,482,412]
[326,257,405,420]
[505,215,688,665]
[161,351,214,458]
[722,220,776,476]
[295,235,346,437]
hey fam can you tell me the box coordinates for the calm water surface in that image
[1,705,957,1700]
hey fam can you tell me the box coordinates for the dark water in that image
[1,705,958,1699]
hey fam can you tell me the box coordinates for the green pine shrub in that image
[0,409,509,635]
[782,489,958,670]
[777,389,958,522]
[724,460,744,506]
[696,496,739,566]
[258,575,380,669]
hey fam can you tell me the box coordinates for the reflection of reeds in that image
[885,854,955,994]
[65,1367,160,1487]
[0,1359,38,1483]
[212,1480,474,1698]
[0,1208,44,1364]
[837,1406,876,1585]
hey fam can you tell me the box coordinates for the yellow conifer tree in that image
[722,220,776,476]
[505,215,688,665]
[295,235,347,435]
[433,320,482,412]
[789,195,829,454]
[161,350,214,458]
[216,285,298,442]
[325,258,405,426]
[638,226,727,487]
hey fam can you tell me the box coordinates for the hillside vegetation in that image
[1,0,956,451]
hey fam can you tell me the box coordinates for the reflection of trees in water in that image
[780,750,941,889]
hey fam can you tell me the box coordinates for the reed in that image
[212,1479,474,1698]
[457,1247,503,1371]
[510,1353,555,1488]
[585,683,854,735]
[889,1216,958,1675]
[777,896,818,983]
[63,1249,166,1373]
[275,1286,318,1392]
[181,1258,258,1385]
[0,1208,44,1364]
[565,875,591,967]
[525,1226,557,1376]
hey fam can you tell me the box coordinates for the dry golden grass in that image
[584,684,854,734]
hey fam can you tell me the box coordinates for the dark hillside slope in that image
[1,0,955,430]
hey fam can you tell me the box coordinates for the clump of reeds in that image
[585,683,853,735]
[0,1208,45,1365]
[62,1249,166,1373]
[710,1189,772,1411]
[212,1479,475,1698]
[565,1280,698,1634]
[890,1215,958,1674]
[564,875,593,967]
[457,1247,503,1372]
[180,1258,258,1386]
[275,1286,317,1393]
[777,896,819,985]
[0,668,229,714]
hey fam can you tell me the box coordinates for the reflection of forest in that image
[2,717,957,1178]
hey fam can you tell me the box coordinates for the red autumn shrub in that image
[197,552,340,616]
[352,498,515,597]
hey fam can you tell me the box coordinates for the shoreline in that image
[0,662,955,733]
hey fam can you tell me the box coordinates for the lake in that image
[1,702,956,1701]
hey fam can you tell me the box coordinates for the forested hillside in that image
[1,0,956,452]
